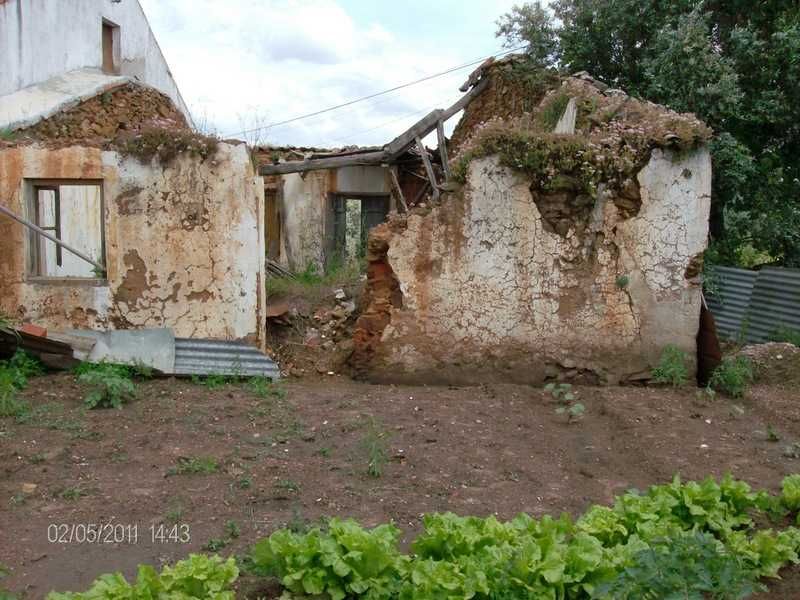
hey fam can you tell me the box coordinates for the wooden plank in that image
[0,203,106,272]
[436,120,451,181]
[440,76,489,121]
[415,137,439,201]
[385,109,444,158]
[384,77,490,160]
[387,166,408,213]
[259,150,387,175]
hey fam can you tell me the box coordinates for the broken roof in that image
[0,68,133,132]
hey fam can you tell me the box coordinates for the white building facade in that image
[0,0,190,120]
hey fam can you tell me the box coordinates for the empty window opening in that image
[333,195,389,264]
[28,182,104,279]
[102,20,120,74]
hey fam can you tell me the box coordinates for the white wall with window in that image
[27,182,104,279]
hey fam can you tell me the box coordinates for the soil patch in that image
[1,375,800,597]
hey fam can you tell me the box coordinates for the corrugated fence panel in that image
[706,267,758,340]
[707,266,800,343]
[746,267,800,342]
[173,338,281,379]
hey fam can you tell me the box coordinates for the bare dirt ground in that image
[1,374,799,598]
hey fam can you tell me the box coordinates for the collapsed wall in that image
[352,64,712,385]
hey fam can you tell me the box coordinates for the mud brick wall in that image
[352,150,711,385]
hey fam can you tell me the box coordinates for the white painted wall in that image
[0,0,190,120]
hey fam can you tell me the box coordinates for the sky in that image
[139,0,521,148]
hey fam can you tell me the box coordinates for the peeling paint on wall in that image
[353,150,711,385]
[0,142,266,347]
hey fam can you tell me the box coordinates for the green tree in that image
[496,1,800,267]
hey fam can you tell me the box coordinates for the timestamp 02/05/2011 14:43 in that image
[46,522,191,545]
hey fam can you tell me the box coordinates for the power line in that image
[224,45,524,139]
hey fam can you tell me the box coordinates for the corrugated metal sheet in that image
[747,267,800,342]
[173,338,280,379]
[707,266,800,343]
[706,267,758,340]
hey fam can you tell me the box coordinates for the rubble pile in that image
[267,288,359,378]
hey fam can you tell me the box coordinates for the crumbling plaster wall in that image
[0,142,265,346]
[354,150,710,385]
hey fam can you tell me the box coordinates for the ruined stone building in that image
[0,0,266,350]
[350,60,713,385]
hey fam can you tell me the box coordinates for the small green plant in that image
[651,345,690,387]
[0,129,16,142]
[767,425,781,442]
[546,383,585,422]
[710,355,754,398]
[224,520,241,539]
[78,363,136,409]
[275,479,300,493]
[58,486,88,501]
[204,538,228,552]
[359,418,389,478]
[165,503,184,524]
[192,373,230,389]
[316,446,332,458]
[247,376,286,400]
[287,506,310,534]
[236,475,252,490]
[168,456,219,476]
[615,274,630,289]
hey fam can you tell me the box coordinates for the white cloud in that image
[140,0,508,147]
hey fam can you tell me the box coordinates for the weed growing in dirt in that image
[225,520,241,539]
[546,383,585,422]
[0,129,15,142]
[58,486,88,501]
[0,562,15,600]
[204,538,228,552]
[165,503,185,524]
[191,373,233,389]
[0,350,44,417]
[168,456,219,476]
[29,453,46,464]
[358,418,389,478]
[767,425,781,442]
[247,377,286,400]
[710,355,754,398]
[652,345,690,386]
[288,507,310,534]
[615,274,630,289]
[78,363,136,409]
[236,475,252,490]
[275,479,300,494]
[316,446,332,458]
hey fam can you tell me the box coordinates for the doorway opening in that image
[332,194,389,266]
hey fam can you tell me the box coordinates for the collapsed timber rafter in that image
[259,77,489,177]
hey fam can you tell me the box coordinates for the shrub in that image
[710,356,754,398]
[651,345,690,386]
[77,363,136,409]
